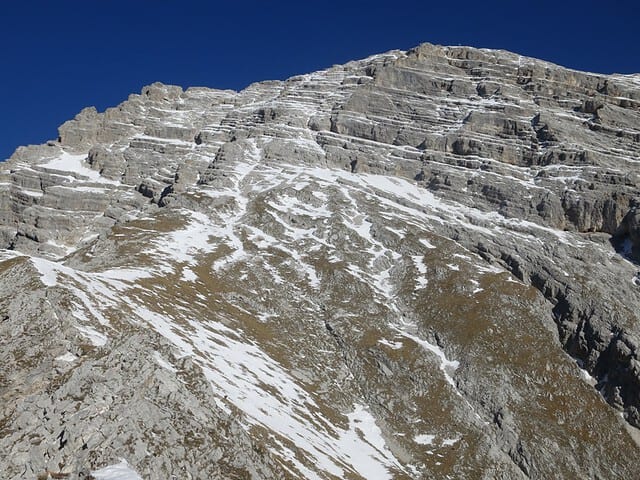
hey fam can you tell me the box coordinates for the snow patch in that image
[153,352,178,373]
[385,226,405,237]
[476,263,505,275]
[0,249,21,261]
[414,434,436,445]
[97,268,153,283]
[55,352,77,362]
[132,305,403,478]
[378,338,403,350]
[398,330,459,388]
[419,238,437,249]
[338,404,401,479]
[470,279,484,294]
[412,255,429,290]
[164,211,217,265]
[75,324,108,347]
[42,152,119,184]
[31,257,59,286]
[91,459,142,480]
[181,267,198,282]
[576,360,597,386]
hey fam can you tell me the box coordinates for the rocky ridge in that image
[1,43,640,479]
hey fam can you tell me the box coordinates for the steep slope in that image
[1,43,639,479]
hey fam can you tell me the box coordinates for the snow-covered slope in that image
[1,43,640,479]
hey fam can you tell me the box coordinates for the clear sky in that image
[1,0,638,161]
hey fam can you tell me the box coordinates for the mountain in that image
[1,43,640,479]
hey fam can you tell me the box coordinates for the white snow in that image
[20,188,44,197]
[153,352,177,373]
[336,199,401,303]
[91,459,142,480]
[414,434,436,445]
[576,360,597,386]
[385,226,405,237]
[181,267,198,282]
[412,255,429,290]
[579,368,597,385]
[97,268,153,283]
[398,330,459,388]
[31,257,59,286]
[269,194,332,219]
[257,312,277,323]
[378,338,404,350]
[470,279,484,294]
[42,152,118,184]
[75,325,108,347]
[412,255,427,273]
[476,263,505,275]
[162,211,217,265]
[45,239,75,256]
[197,142,263,271]
[55,352,77,362]
[131,305,403,478]
[132,134,194,146]
[245,219,322,289]
[30,256,136,331]
[10,141,600,478]
[0,249,21,261]
[419,238,437,249]
[442,437,460,447]
[338,404,401,479]
[312,190,328,201]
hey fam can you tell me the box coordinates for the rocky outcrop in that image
[0,44,639,479]
[0,259,283,479]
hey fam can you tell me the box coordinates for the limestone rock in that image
[1,43,639,479]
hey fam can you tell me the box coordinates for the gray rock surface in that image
[1,43,639,479]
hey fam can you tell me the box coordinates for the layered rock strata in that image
[1,43,639,479]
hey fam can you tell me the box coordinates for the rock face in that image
[1,43,640,479]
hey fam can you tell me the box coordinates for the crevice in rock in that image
[474,233,640,428]
[57,428,67,450]
[493,408,533,478]
[501,259,640,429]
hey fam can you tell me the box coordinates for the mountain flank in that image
[1,43,640,479]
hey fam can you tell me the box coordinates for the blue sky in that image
[1,0,638,161]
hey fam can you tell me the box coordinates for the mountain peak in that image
[1,44,639,479]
